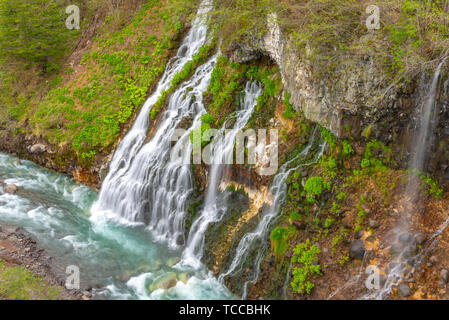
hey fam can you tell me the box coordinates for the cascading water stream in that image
[364,59,447,300]
[0,0,236,300]
[0,153,233,299]
[92,1,214,249]
[92,57,216,248]
[219,128,327,299]
[181,81,263,269]
[96,2,210,185]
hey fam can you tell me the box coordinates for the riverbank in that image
[0,223,85,300]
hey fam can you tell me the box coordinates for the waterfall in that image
[181,81,263,269]
[93,57,216,248]
[403,59,447,218]
[92,1,213,249]
[98,2,209,187]
[364,59,447,300]
[219,128,326,299]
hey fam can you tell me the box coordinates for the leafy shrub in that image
[411,168,444,200]
[361,158,371,169]
[361,139,394,170]
[342,140,354,157]
[304,176,324,196]
[189,113,216,149]
[320,126,336,148]
[291,239,322,295]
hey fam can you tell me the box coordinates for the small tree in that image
[0,0,75,73]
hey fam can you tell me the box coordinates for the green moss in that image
[282,91,295,119]
[360,139,394,170]
[320,126,336,148]
[342,140,354,157]
[204,55,248,126]
[189,112,216,149]
[270,227,289,262]
[362,125,373,140]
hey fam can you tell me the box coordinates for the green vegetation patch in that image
[1,0,199,166]
[290,239,322,295]
[270,227,289,262]
[0,260,62,300]
[204,55,248,127]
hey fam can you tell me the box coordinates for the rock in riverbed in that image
[3,184,18,194]
[149,272,178,291]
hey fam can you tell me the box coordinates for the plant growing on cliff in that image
[189,112,217,151]
[360,139,394,170]
[342,140,354,157]
[320,127,336,148]
[304,176,324,196]
[205,55,247,125]
[270,227,289,263]
[304,176,330,203]
[291,239,321,295]
[410,168,444,200]
[282,91,295,119]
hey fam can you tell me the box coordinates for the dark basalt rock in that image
[349,239,365,260]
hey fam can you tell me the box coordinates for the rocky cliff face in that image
[227,15,449,186]
[228,15,399,137]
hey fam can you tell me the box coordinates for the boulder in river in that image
[150,272,178,291]
[166,257,181,268]
[178,273,189,284]
[4,184,18,194]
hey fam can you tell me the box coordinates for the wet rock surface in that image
[398,282,411,297]
[349,240,365,260]
[414,233,426,245]
[3,184,18,195]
